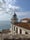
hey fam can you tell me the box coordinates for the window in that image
[16,28,18,33]
[25,32,28,34]
[20,29,22,34]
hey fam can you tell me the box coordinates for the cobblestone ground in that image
[0,34,30,40]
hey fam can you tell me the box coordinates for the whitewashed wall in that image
[10,24,30,35]
[21,20,28,23]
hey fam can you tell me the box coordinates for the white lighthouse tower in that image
[11,12,18,24]
[11,12,18,35]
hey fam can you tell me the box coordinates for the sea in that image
[0,21,11,31]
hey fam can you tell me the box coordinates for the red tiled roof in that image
[21,18,30,20]
[14,23,30,30]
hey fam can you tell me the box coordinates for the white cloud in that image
[0,0,17,13]
[4,0,16,5]
[0,0,30,21]
[0,0,17,21]
[9,5,19,9]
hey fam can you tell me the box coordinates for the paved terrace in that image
[4,34,30,39]
[0,30,30,40]
[0,34,30,40]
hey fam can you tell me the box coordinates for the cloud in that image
[0,0,17,13]
[0,0,16,20]
[9,5,19,9]
[4,0,16,5]
[0,0,30,21]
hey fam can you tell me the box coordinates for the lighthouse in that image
[11,12,18,24]
[10,12,18,35]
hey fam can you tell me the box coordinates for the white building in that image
[20,18,30,23]
[10,12,30,35]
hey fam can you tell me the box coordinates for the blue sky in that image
[0,0,30,21]
[14,0,30,12]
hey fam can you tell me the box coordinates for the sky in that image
[0,0,30,21]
